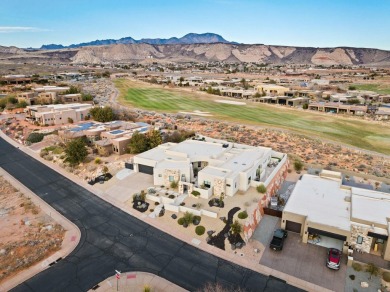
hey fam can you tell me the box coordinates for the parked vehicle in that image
[270,229,288,251]
[326,248,342,270]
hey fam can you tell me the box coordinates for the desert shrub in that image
[27,132,44,144]
[154,202,160,206]
[294,159,304,172]
[168,194,175,199]
[383,272,390,282]
[352,262,362,271]
[149,209,154,212]
[143,285,151,292]
[183,211,194,225]
[178,218,185,225]
[349,274,355,280]
[94,157,102,164]
[193,215,201,224]
[195,226,206,236]
[238,211,248,219]
[191,190,200,197]
[256,184,267,194]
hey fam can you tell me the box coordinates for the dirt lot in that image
[0,176,65,284]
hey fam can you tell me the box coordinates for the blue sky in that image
[1,0,389,49]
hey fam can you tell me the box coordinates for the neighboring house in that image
[132,136,287,199]
[26,103,92,125]
[58,121,151,155]
[282,170,390,261]
[256,84,289,97]
[308,102,368,115]
[220,88,255,99]
[258,96,309,107]
[17,92,35,105]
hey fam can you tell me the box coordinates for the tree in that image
[64,138,88,165]
[230,220,242,235]
[365,263,379,280]
[128,131,148,154]
[302,103,309,110]
[293,159,304,172]
[89,106,114,122]
[148,129,162,148]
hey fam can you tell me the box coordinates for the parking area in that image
[255,216,347,292]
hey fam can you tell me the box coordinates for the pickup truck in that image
[270,229,288,251]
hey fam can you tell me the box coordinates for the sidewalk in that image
[0,130,331,292]
[90,272,187,292]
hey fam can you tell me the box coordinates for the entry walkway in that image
[353,251,390,269]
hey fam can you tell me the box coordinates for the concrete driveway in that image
[255,216,347,292]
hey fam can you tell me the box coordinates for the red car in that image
[326,248,341,270]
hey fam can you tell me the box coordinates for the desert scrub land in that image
[0,176,65,284]
[115,79,390,155]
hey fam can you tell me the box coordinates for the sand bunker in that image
[179,110,213,117]
[215,100,246,105]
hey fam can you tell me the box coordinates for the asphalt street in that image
[0,137,304,292]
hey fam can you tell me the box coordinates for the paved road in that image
[0,137,304,292]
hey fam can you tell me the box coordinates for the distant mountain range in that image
[2,33,390,66]
[40,33,232,50]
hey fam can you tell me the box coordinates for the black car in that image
[270,229,288,251]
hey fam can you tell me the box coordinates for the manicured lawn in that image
[352,83,390,95]
[115,79,390,155]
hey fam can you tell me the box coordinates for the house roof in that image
[284,174,351,232]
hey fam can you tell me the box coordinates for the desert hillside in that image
[1,43,390,66]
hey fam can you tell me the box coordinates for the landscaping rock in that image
[207,230,215,236]
[171,214,177,219]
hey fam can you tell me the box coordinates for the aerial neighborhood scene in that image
[1,1,390,292]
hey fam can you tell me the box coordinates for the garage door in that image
[138,164,154,175]
[308,227,346,241]
[286,221,302,233]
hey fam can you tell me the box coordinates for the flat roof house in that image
[132,136,287,199]
[282,170,390,261]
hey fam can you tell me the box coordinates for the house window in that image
[248,176,251,185]
[204,180,211,188]
[198,162,202,167]
[357,236,363,244]
[169,176,174,182]
[235,182,237,188]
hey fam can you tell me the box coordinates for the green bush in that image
[178,218,185,225]
[191,190,200,197]
[183,211,194,225]
[349,274,355,280]
[195,226,206,236]
[26,132,44,144]
[352,262,362,272]
[238,211,248,219]
[256,184,267,194]
[383,271,390,282]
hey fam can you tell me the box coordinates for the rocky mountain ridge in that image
[1,43,390,66]
[40,33,231,50]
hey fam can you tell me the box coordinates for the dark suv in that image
[326,248,341,270]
